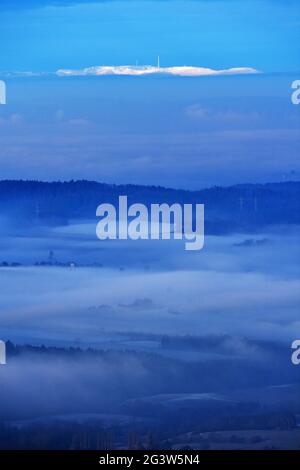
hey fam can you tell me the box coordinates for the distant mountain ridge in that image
[0,180,299,233]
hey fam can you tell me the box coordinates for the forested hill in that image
[0,180,299,234]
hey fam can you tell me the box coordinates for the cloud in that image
[56,65,260,77]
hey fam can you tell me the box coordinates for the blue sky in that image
[0,1,299,187]
[0,0,299,73]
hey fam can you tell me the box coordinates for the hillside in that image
[0,180,299,233]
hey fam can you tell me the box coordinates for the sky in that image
[0,0,299,188]
[0,0,299,72]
